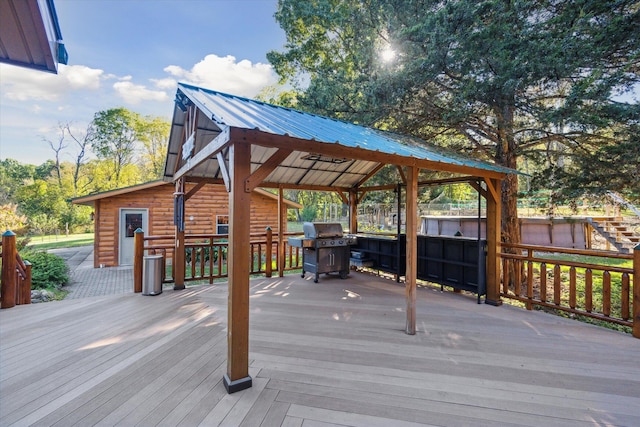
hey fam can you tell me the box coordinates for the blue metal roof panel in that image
[177,82,514,175]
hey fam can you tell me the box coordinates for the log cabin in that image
[72,181,301,268]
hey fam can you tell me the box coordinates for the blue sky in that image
[0,0,286,165]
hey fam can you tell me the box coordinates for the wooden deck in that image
[1,272,639,426]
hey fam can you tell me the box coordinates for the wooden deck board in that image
[1,272,639,426]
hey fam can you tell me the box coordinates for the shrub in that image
[300,205,317,222]
[22,250,69,290]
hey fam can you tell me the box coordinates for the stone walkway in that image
[49,246,134,299]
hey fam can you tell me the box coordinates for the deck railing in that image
[1,230,32,308]
[499,242,639,338]
[134,228,303,288]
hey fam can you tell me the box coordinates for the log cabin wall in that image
[93,183,284,267]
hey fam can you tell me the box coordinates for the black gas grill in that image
[288,222,356,283]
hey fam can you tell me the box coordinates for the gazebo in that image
[162,82,516,393]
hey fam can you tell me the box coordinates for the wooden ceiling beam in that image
[396,165,407,185]
[245,148,293,192]
[173,126,230,181]
[356,163,385,187]
[233,128,507,180]
[184,181,207,201]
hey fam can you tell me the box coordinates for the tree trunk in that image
[494,103,521,246]
[494,102,521,294]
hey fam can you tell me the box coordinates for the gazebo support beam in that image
[349,190,358,234]
[485,177,503,306]
[278,186,286,277]
[224,140,253,394]
[174,178,186,290]
[405,166,418,334]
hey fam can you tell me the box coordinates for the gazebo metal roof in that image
[163,82,515,189]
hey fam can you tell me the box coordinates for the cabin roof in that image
[0,0,68,73]
[71,180,303,209]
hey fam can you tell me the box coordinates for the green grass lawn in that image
[25,233,94,251]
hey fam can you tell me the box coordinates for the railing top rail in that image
[499,252,633,274]
[144,230,297,242]
[16,253,27,270]
[501,242,633,260]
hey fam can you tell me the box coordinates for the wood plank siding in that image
[83,183,288,267]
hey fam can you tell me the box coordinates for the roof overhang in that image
[0,0,68,73]
[163,83,516,193]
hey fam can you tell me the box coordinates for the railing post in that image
[22,261,32,304]
[1,230,17,308]
[633,244,640,339]
[174,229,186,290]
[133,228,144,293]
[265,227,273,278]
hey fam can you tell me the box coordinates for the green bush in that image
[22,250,69,290]
[300,205,317,222]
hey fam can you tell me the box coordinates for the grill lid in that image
[303,222,344,239]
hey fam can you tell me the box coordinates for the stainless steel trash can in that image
[142,254,163,295]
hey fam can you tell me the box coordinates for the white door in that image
[119,209,148,266]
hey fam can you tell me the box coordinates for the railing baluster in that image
[540,262,547,302]
[621,273,630,321]
[602,271,611,317]
[502,257,509,295]
[514,259,522,297]
[553,264,561,306]
[585,269,592,313]
[526,259,533,310]
[199,246,205,278]
[209,240,214,284]
[569,266,576,309]
[190,248,196,279]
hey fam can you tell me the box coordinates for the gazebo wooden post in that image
[174,178,186,290]
[349,190,358,234]
[485,178,503,306]
[224,140,253,393]
[405,166,418,335]
[265,227,273,278]
[278,186,286,277]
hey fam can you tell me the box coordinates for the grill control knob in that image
[322,241,326,246]
[331,240,335,245]
[339,240,343,245]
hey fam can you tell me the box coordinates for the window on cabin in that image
[125,213,143,238]
[216,215,229,235]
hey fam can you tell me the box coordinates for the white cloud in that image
[151,77,177,90]
[112,81,170,105]
[164,54,277,98]
[0,63,103,101]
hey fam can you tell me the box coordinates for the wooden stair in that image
[588,216,640,253]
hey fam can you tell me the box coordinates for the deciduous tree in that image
[90,108,141,188]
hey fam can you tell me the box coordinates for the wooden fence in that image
[133,228,303,290]
[499,243,639,338]
[1,231,32,308]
